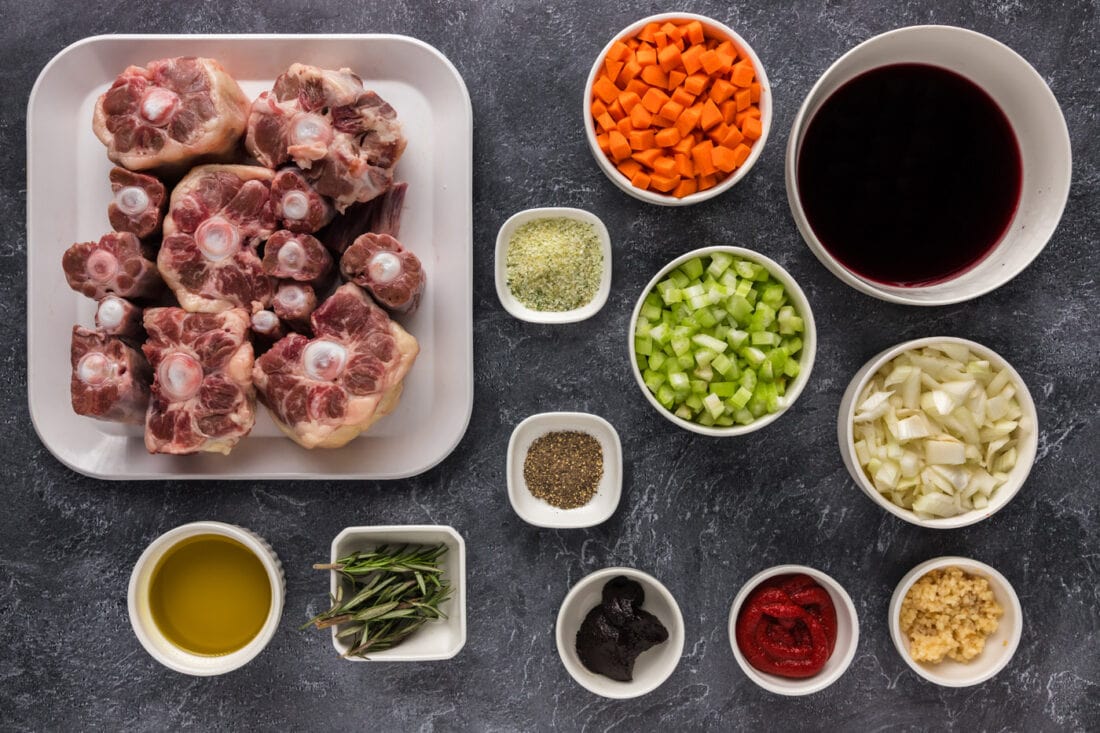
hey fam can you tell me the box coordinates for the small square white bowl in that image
[495,207,612,323]
[507,412,623,528]
[327,525,466,661]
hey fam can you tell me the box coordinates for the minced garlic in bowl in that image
[899,566,1003,663]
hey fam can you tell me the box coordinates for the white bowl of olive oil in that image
[128,521,285,676]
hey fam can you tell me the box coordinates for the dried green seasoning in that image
[523,430,604,509]
[506,218,603,311]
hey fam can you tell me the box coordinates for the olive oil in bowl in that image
[149,534,272,656]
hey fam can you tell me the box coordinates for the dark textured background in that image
[2,1,1098,730]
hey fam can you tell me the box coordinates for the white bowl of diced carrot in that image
[584,13,771,205]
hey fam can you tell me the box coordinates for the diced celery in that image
[636,354,647,371]
[734,408,754,425]
[711,353,733,376]
[734,279,754,298]
[734,260,757,279]
[668,372,690,391]
[694,307,718,327]
[648,352,667,371]
[694,366,714,382]
[648,323,669,344]
[671,335,691,356]
[703,392,725,419]
[783,359,801,378]
[643,369,666,393]
[674,405,694,421]
[741,346,766,368]
[635,337,653,356]
[750,302,776,330]
[677,354,694,370]
[685,394,704,411]
[752,265,770,282]
[656,384,676,407]
[727,296,753,324]
[759,360,774,382]
[740,369,757,391]
[727,329,749,349]
[711,382,738,398]
[682,283,705,299]
[691,333,728,353]
[644,292,663,309]
[690,379,708,395]
[730,386,753,408]
[715,414,735,427]
[698,412,717,427]
[640,303,662,321]
[783,336,803,355]
[767,347,788,374]
[751,331,780,347]
[712,324,730,341]
[707,252,734,277]
[669,270,690,288]
[680,258,705,280]
[761,284,786,308]
[694,348,717,367]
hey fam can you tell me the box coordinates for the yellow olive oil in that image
[149,534,272,656]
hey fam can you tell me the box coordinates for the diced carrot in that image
[716,51,735,74]
[605,58,624,81]
[720,100,737,124]
[630,170,652,190]
[735,106,761,126]
[657,44,682,72]
[741,115,763,141]
[653,31,668,50]
[650,173,680,192]
[700,49,724,75]
[676,105,702,137]
[658,100,684,122]
[630,103,653,128]
[608,41,630,62]
[716,40,737,60]
[673,135,695,155]
[620,59,643,84]
[616,117,633,136]
[732,61,755,87]
[617,159,643,179]
[593,76,620,104]
[597,133,610,154]
[606,99,624,120]
[674,153,694,177]
[720,124,744,148]
[596,112,616,132]
[641,64,669,88]
[653,156,677,177]
[700,99,723,130]
[638,22,660,44]
[626,37,639,49]
[710,78,735,104]
[697,173,718,191]
[609,131,631,162]
[750,82,761,102]
[667,70,687,91]
[731,143,752,166]
[670,87,696,108]
[629,129,657,150]
[626,79,650,97]
[712,144,737,173]
[592,98,608,120]
[735,88,752,112]
[673,178,697,198]
[681,45,705,75]
[691,139,715,175]
[660,22,679,39]
[632,148,662,168]
[655,127,682,147]
[683,73,709,95]
[618,91,641,114]
[707,122,731,144]
[636,45,657,67]
[683,20,705,45]
[641,87,670,114]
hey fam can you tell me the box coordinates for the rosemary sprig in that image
[304,544,452,658]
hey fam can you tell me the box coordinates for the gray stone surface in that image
[2,0,1098,730]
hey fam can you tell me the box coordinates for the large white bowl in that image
[786,25,1072,305]
[628,246,816,436]
[838,336,1038,529]
[728,564,859,696]
[556,567,684,699]
[583,12,773,206]
[889,556,1023,687]
[128,521,285,676]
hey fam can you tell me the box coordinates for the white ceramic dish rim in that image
[26,34,474,480]
[628,245,817,436]
[505,411,623,528]
[328,525,467,662]
[127,521,285,677]
[784,24,1072,305]
[555,566,685,699]
[837,336,1039,529]
[494,207,612,324]
[727,564,860,696]
[582,12,773,207]
[888,556,1023,687]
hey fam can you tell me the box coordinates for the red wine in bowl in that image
[796,64,1022,287]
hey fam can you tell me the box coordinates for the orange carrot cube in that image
[641,87,670,114]
[735,88,752,112]
[655,127,682,147]
[699,49,723,75]
[710,78,735,104]
[593,76,620,104]
[608,130,631,161]
[673,178,698,198]
[683,20,705,45]
[657,44,682,72]
[712,145,737,173]
[630,103,653,128]
[650,173,681,192]
[732,61,755,87]
[700,99,723,130]
[630,170,652,190]
[636,45,657,67]
[641,64,669,88]
[667,70,687,91]
[629,129,657,150]
[691,139,715,175]
[741,116,763,141]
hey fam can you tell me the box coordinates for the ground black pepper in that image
[523,430,603,509]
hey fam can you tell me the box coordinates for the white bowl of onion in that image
[838,337,1038,528]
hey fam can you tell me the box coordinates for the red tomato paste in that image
[735,574,838,678]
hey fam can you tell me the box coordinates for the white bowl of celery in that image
[629,246,816,436]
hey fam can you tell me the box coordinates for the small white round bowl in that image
[628,245,816,436]
[838,336,1038,529]
[786,25,1072,305]
[728,564,859,696]
[889,556,1023,687]
[556,567,685,699]
[583,12,773,206]
[128,521,285,676]
[495,207,612,324]
[507,412,623,529]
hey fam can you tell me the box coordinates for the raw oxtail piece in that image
[95,296,144,341]
[159,164,277,313]
[271,167,335,233]
[108,167,167,239]
[319,181,407,255]
[62,232,163,302]
[245,64,407,212]
[250,309,286,354]
[272,282,318,332]
[142,307,256,455]
[253,282,419,449]
[93,57,250,172]
[340,232,425,314]
[71,326,152,425]
[263,231,333,283]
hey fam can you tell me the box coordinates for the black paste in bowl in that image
[575,576,669,682]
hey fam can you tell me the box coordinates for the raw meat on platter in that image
[159,164,277,313]
[70,327,151,425]
[320,182,407,255]
[93,57,250,173]
[262,231,332,283]
[62,232,163,302]
[340,233,425,314]
[95,296,144,342]
[272,281,318,332]
[108,167,167,239]
[271,167,334,233]
[142,307,256,455]
[253,282,419,449]
[246,64,407,212]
